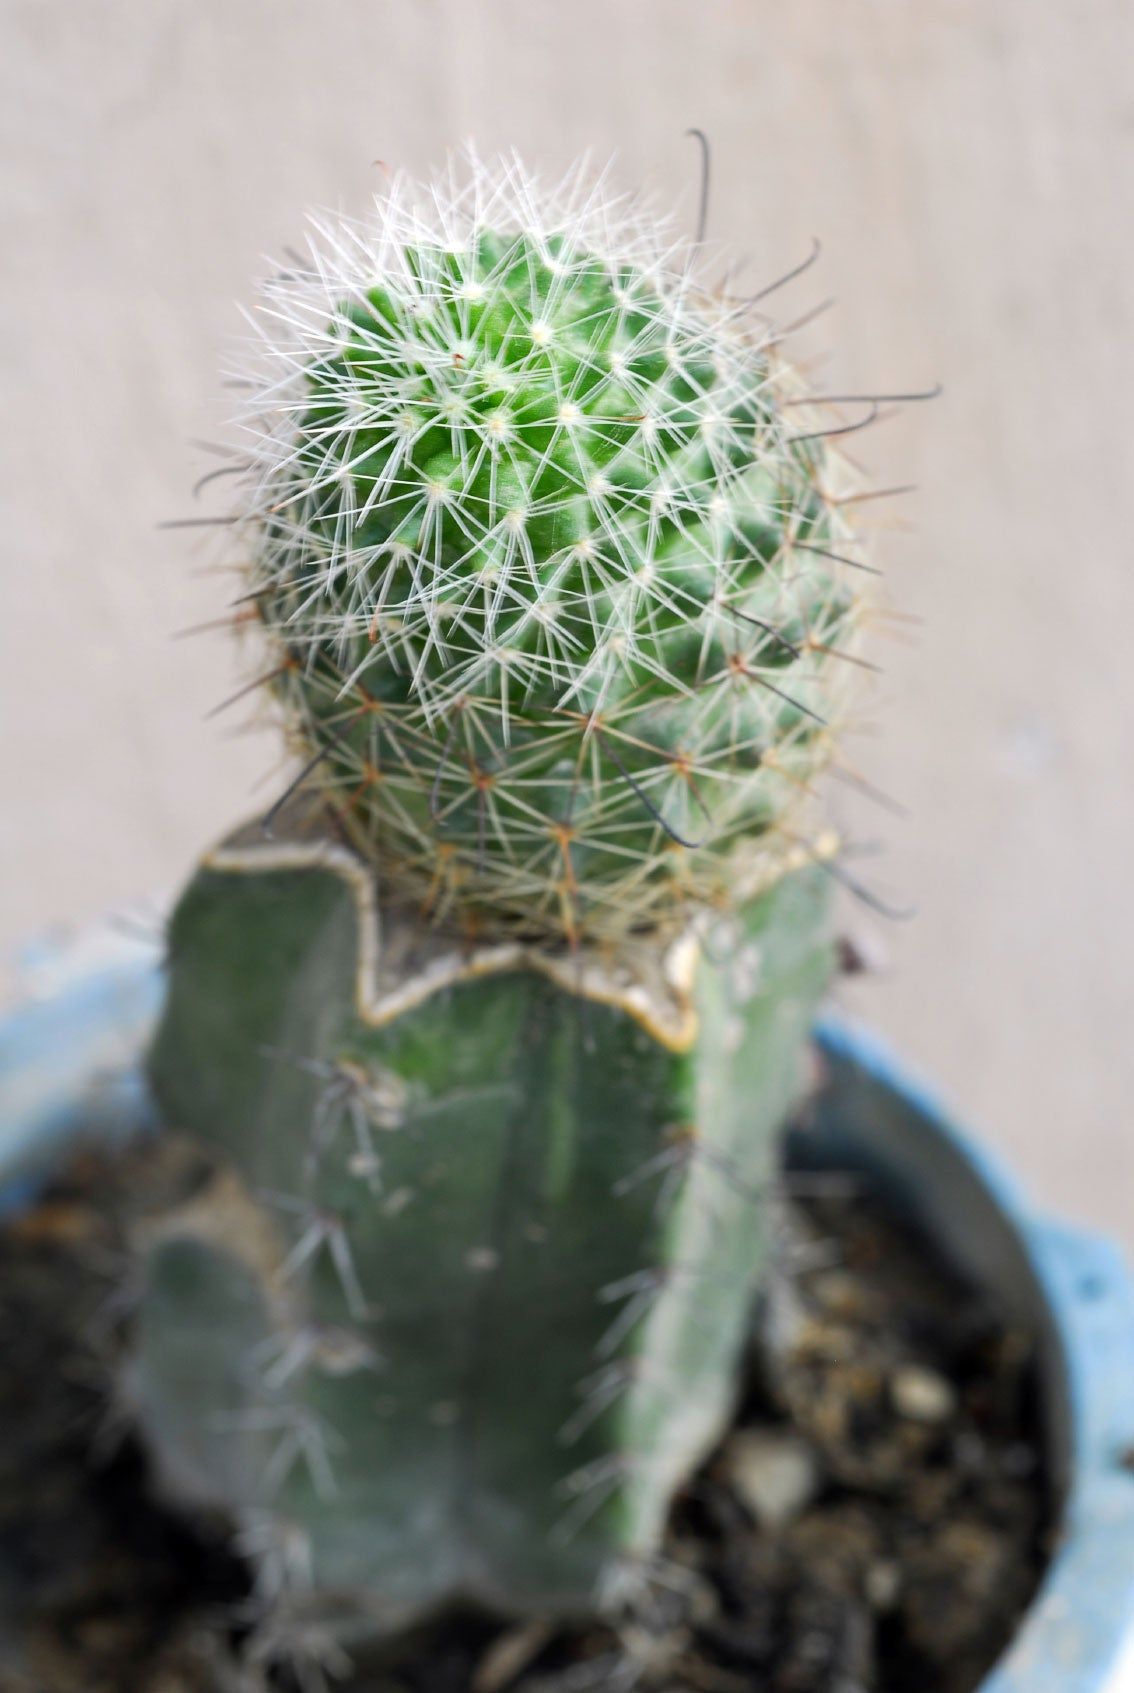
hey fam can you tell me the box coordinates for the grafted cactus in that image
[132,150,876,1654]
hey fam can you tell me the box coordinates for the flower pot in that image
[2,932,1133,1692]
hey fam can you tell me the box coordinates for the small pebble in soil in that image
[889,1366,958,1425]
[723,1429,821,1529]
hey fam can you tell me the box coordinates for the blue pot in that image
[2,946,1133,1692]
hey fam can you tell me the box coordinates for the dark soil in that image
[0,1147,1049,1693]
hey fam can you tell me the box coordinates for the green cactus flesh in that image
[240,171,867,945]
[135,155,877,1649]
[136,803,832,1634]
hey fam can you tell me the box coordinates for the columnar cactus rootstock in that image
[140,816,832,1636]
[133,151,877,1656]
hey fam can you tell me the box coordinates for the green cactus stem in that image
[135,797,832,1635]
[132,149,879,1651]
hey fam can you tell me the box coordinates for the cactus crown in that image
[232,150,868,943]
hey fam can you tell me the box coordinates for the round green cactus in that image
[235,153,868,941]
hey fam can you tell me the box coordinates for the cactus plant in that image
[132,150,877,1656]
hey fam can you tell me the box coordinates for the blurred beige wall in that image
[1,0,1131,1240]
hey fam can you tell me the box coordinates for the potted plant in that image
[1,149,1132,1693]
